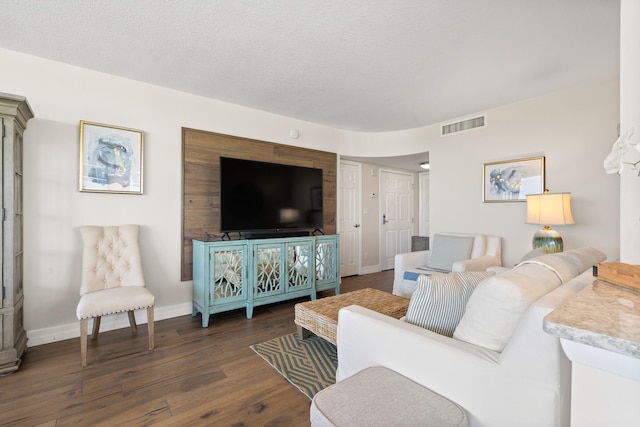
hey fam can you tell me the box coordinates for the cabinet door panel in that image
[286,240,313,292]
[253,244,283,297]
[210,246,246,304]
[316,238,338,281]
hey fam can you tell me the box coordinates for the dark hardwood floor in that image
[0,270,393,427]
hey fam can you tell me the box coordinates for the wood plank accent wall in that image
[181,128,337,281]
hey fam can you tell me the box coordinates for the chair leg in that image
[80,318,89,368]
[127,311,138,331]
[147,306,155,350]
[91,316,101,341]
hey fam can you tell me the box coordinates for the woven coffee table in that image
[294,288,410,345]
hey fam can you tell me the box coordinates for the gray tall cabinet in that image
[0,93,33,374]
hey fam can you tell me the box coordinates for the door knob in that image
[382,214,388,224]
[354,224,360,228]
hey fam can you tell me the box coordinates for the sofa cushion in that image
[453,247,606,352]
[453,263,563,351]
[520,248,545,262]
[428,234,475,271]
[405,271,495,337]
[517,247,606,283]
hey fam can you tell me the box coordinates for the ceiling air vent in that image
[441,116,485,135]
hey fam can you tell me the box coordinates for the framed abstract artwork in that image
[79,121,144,194]
[483,156,545,202]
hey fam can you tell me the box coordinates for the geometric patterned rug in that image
[251,333,338,399]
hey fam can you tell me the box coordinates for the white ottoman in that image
[310,366,468,427]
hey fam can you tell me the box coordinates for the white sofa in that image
[337,247,606,427]
[393,233,502,298]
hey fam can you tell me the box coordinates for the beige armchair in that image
[76,225,155,367]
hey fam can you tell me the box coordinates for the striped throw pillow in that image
[405,271,495,337]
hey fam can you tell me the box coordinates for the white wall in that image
[569,3,640,425]
[619,0,640,263]
[359,163,382,270]
[1,48,341,344]
[418,172,430,236]
[341,78,620,267]
[2,46,620,345]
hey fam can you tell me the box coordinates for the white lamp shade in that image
[526,192,575,226]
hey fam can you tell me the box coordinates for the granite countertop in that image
[543,280,640,359]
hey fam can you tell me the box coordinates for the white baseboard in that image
[359,264,382,275]
[27,302,193,347]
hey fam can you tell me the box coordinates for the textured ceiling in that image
[0,1,620,133]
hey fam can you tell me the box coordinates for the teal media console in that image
[192,235,340,327]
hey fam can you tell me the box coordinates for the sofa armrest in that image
[336,305,568,427]
[395,250,430,271]
[337,305,499,384]
[452,255,502,272]
[393,250,431,294]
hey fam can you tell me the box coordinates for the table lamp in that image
[526,190,574,253]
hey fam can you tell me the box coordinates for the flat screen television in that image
[219,157,323,235]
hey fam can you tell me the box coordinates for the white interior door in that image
[339,161,361,277]
[380,170,413,270]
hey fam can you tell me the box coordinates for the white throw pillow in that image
[453,264,562,351]
[453,247,607,352]
[405,271,495,337]
[428,234,475,271]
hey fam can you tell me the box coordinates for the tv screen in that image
[220,157,323,233]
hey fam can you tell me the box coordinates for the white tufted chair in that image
[76,225,155,367]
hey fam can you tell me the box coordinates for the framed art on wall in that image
[483,156,545,202]
[79,121,144,194]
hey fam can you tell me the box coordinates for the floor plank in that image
[0,270,393,426]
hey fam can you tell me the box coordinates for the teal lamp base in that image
[532,226,563,254]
